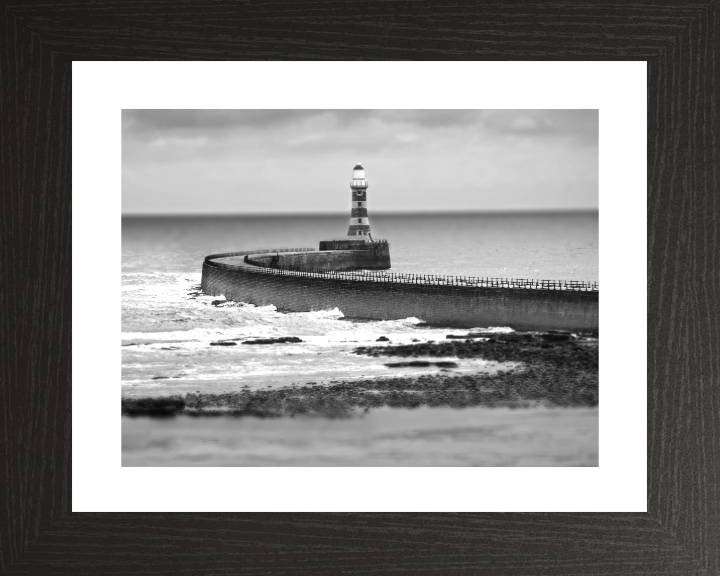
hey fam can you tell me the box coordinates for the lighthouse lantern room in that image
[347,163,372,238]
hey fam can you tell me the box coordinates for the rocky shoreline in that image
[122,331,598,418]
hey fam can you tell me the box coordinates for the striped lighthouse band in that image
[349,217,370,226]
[347,224,372,236]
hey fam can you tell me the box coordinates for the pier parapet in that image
[201,251,599,331]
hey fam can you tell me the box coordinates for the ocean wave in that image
[292,307,345,319]
[122,271,201,286]
[122,326,273,343]
[372,316,425,327]
[121,272,450,345]
[469,326,515,334]
[204,296,278,313]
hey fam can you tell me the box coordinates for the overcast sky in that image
[122,109,598,215]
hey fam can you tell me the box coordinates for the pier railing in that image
[207,247,317,261]
[252,262,599,292]
[206,250,598,291]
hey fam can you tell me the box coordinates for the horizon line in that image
[122,208,599,218]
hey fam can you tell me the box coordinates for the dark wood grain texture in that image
[1,1,718,574]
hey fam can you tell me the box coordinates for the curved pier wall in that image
[247,248,389,271]
[202,256,598,332]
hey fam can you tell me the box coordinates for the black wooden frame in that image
[2,2,718,574]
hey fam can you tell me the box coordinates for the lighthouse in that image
[317,162,390,268]
[347,163,372,238]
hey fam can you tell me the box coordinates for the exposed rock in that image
[123,331,598,418]
[210,341,237,346]
[384,360,459,369]
[242,337,303,345]
[376,336,390,342]
[541,332,571,342]
[446,333,488,339]
[122,397,185,417]
[385,361,431,368]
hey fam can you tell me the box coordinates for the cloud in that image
[123,110,374,138]
[481,110,598,139]
[373,110,484,128]
[511,115,538,131]
[124,109,597,140]
[147,136,209,147]
[122,109,598,214]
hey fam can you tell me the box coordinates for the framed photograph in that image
[75,62,645,513]
[4,3,718,574]
[120,108,602,470]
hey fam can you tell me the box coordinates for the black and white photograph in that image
[6,3,717,571]
[122,109,599,467]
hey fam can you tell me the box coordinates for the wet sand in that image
[122,406,598,467]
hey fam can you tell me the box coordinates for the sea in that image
[122,212,599,466]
